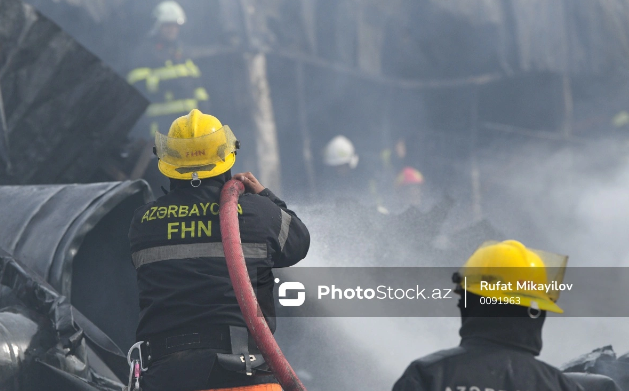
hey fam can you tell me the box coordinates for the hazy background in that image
[10,0,629,389]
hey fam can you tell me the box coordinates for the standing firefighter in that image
[321,135,362,201]
[395,166,424,208]
[128,109,310,391]
[126,1,210,193]
[392,240,581,391]
[127,1,210,140]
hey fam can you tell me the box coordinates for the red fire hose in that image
[219,179,307,391]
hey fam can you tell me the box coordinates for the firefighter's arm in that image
[392,364,428,391]
[234,172,310,267]
[259,188,310,268]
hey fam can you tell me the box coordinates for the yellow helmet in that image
[155,109,239,180]
[456,240,568,314]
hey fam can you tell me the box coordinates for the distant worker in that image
[128,109,310,391]
[392,240,582,391]
[395,166,424,208]
[379,137,408,174]
[322,135,362,201]
[323,135,359,172]
[371,138,411,213]
[126,1,210,192]
[128,1,209,139]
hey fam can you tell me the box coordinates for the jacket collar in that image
[169,171,231,191]
[459,316,544,355]
[457,294,545,356]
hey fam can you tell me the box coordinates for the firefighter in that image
[128,109,310,391]
[392,240,582,391]
[126,1,210,193]
[128,1,209,140]
[321,135,364,201]
[395,166,424,208]
[323,135,359,172]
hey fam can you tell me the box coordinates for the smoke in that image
[478,136,629,267]
[280,135,629,389]
[571,159,629,266]
[477,136,629,365]
[14,0,629,388]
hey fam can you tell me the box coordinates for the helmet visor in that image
[155,125,238,173]
[527,247,568,302]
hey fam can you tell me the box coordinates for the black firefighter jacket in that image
[128,177,310,341]
[392,315,583,391]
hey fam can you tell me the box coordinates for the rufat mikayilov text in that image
[480,281,573,293]
[317,285,453,300]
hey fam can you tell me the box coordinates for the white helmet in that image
[323,135,359,168]
[150,1,186,35]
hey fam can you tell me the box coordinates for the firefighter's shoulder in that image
[533,359,587,390]
[393,348,466,391]
[408,346,467,368]
[237,191,281,215]
[132,199,158,224]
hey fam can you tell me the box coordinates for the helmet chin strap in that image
[191,172,201,187]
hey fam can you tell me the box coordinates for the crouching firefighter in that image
[127,109,310,391]
[392,240,582,391]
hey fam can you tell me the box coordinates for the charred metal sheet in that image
[0,180,151,297]
[0,0,148,184]
[0,180,151,353]
[564,373,622,391]
[562,346,629,390]
[0,253,126,390]
[0,312,39,391]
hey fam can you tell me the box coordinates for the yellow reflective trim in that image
[194,87,209,101]
[128,67,152,85]
[147,75,160,93]
[146,99,199,117]
[154,60,201,80]
[150,122,159,137]
[130,59,202,93]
